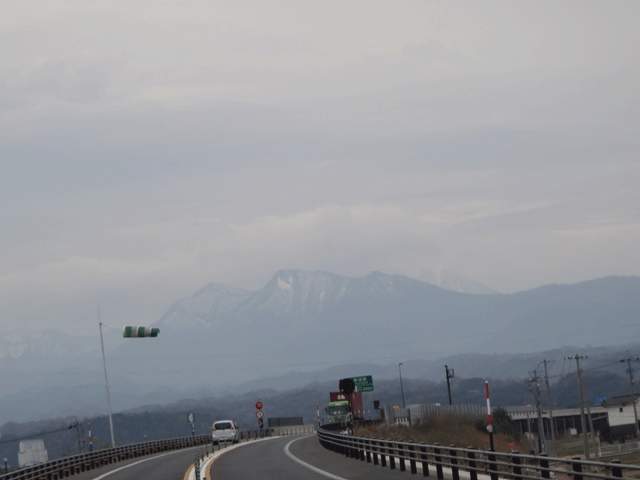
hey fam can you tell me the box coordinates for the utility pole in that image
[569,354,591,461]
[445,365,454,406]
[398,363,406,409]
[542,359,557,448]
[527,370,546,453]
[621,356,640,438]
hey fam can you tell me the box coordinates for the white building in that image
[601,395,640,434]
[18,440,48,467]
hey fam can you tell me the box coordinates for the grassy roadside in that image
[353,416,534,454]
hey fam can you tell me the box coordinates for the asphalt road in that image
[62,444,207,480]
[209,434,418,479]
[50,434,420,479]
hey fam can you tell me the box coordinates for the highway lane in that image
[63,445,208,480]
[209,434,415,479]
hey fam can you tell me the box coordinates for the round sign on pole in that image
[255,401,263,410]
[256,410,264,419]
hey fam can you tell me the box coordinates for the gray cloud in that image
[1,1,638,335]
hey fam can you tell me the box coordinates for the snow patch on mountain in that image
[419,269,498,295]
[236,270,351,316]
[157,282,253,329]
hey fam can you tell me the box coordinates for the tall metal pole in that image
[445,365,454,406]
[399,363,405,409]
[99,310,116,447]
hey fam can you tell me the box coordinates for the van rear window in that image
[214,422,232,430]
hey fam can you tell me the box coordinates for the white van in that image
[211,419,240,444]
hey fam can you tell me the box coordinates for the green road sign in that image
[123,326,160,338]
[187,413,195,424]
[352,375,374,392]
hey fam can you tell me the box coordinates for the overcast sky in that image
[2,1,639,336]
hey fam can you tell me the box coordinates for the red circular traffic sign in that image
[255,401,263,410]
[256,410,264,419]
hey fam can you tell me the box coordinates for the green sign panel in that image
[351,375,374,392]
[187,413,195,424]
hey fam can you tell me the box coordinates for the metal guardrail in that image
[317,424,640,480]
[0,429,278,480]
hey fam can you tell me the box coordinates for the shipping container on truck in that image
[329,391,364,419]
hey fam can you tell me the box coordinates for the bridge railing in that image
[317,424,640,480]
[0,428,277,480]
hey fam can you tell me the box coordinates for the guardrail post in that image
[434,444,444,480]
[409,443,417,474]
[571,458,584,480]
[610,459,623,478]
[359,437,365,461]
[511,450,522,480]
[467,447,478,480]
[538,452,550,479]
[389,440,396,469]
[381,440,387,467]
[373,439,379,465]
[366,438,372,463]
[450,445,459,480]
[400,443,406,472]
[487,450,498,480]
[420,442,429,477]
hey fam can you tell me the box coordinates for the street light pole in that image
[399,363,406,408]
[99,311,116,448]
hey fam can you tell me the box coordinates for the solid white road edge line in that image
[92,446,200,480]
[197,436,279,480]
[284,436,348,480]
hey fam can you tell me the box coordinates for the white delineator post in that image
[316,404,320,425]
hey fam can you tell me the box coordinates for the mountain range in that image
[1,270,639,423]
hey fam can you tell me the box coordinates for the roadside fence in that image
[317,424,640,480]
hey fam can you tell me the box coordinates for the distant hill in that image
[0,368,631,463]
[0,271,638,424]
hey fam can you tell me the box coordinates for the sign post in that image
[187,413,195,437]
[255,401,264,429]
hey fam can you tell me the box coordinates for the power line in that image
[0,424,77,446]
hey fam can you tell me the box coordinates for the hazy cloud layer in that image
[1,1,639,335]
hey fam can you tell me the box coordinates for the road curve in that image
[59,445,208,480]
[208,433,413,479]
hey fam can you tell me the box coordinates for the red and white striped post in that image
[485,381,495,452]
[485,381,498,480]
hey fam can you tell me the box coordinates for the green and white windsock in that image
[123,326,160,338]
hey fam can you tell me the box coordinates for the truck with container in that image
[326,391,364,424]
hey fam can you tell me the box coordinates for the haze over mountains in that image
[1,270,639,423]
